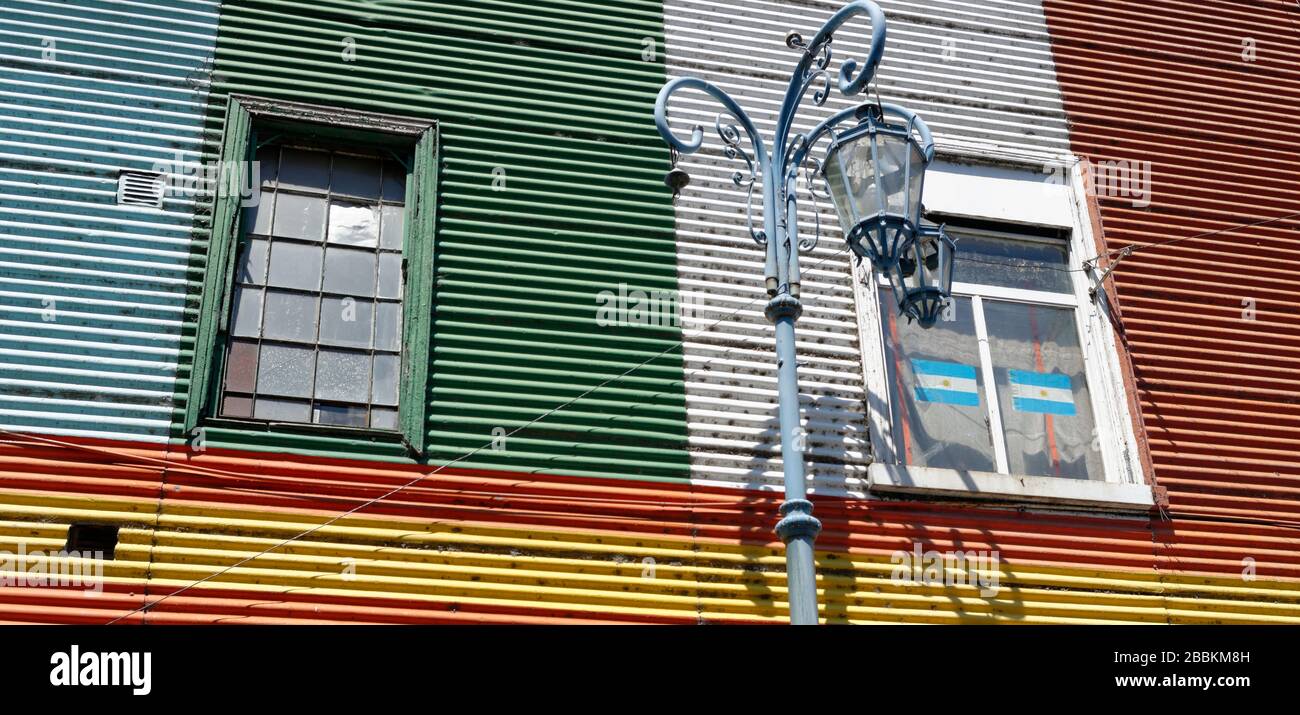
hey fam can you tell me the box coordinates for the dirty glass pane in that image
[380,205,404,249]
[327,201,379,247]
[370,408,398,430]
[267,241,323,291]
[984,300,1102,480]
[255,145,279,188]
[272,192,327,241]
[313,404,368,427]
[254,398,311,423]
[315,349,371,403]
[229,286,263,338]
[262,290,318,343]
[318,296,373,349]
[880,290,996,472]
[375,302,401,352]
[382,162,406,202]
[256,344,315,398]
[950,229,1073,293]
[372,354,399,407]
[237,238,268,284]
[221,395,253,418]
[323,247,377,297]
[277,148,330,192]
[377,253,402,299]
[244,193,274,236]
[332,155,383,199]
[222,144,409,429]
[224,339,259,394]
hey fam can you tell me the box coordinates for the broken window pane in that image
[328,201,380,247]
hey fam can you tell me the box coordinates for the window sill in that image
[867,462,1154,511]
[201,417,407,444]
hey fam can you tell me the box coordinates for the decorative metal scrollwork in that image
[715,113,766,245]
[654,1,891,291]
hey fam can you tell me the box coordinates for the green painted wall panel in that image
[179,0,689,480]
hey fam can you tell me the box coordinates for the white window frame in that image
[853,156,1152,510]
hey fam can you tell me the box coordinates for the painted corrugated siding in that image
[4,0,1299,628]
[1040,1,1300,568]
[184,0,691,479]
[4,434,1300,624]
[0,0,220,441]
[663,0,1071,493]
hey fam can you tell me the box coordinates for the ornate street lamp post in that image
[654,1,953,624]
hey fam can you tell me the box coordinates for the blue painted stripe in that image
[915,387,980,406]
[911,359,977,380]
[1008,369,1071,390]
[1012,397,1077,416]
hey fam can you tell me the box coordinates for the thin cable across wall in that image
[8,205,1299,621]
[87,244,855,623]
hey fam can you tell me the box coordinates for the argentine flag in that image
[1009,370,1077,416]
[910,359,980,407]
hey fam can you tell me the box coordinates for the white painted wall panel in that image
[664,0,1069,492]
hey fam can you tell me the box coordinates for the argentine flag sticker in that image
[1009,369,1077,416]
[910,359,980,407]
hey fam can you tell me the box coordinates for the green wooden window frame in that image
[185,95,439,455]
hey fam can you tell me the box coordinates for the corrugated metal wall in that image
[1041,0,1300,580]
[3,0,1299,626]
[663,0,1072,493]
[4,433,1299,624]
[0,0,220,441]
[184,0,692,480]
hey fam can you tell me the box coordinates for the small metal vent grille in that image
[116,170,164,208]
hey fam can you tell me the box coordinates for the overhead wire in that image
[98,242,853,623]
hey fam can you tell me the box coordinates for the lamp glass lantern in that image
[820,106,929,269]
[888,224,955,328]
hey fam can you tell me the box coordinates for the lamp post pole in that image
[655,1,900,625]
